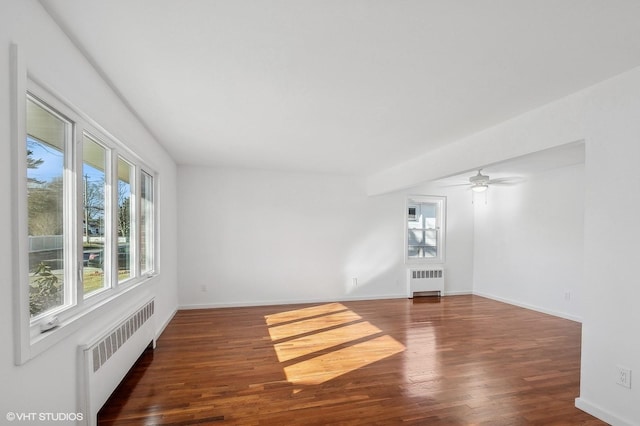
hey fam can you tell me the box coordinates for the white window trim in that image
[10,44,159,365]
[405,195,446,265]
[10,44,31,365]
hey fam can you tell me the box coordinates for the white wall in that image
[578,69,640,425]
[177,167,474,308]
[0,0,178,420]
[473,164,585,322]
[367,66,640,424]
[178,167,404,306]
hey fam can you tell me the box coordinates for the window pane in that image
[140,171,154,274]
[117,157,133,282]
[83,135,107,295]
[407,201,439,259]
[26,97,69,317]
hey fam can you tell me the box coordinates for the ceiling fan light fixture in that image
[471,184,488,193]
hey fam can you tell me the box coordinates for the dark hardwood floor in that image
[98,295,604,425]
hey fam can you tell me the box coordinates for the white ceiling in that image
[41,0,640,176]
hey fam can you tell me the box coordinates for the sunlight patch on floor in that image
[265,302,350,326]
[265,303,405,386]
[267,310,363,341]
[273,321,383,362]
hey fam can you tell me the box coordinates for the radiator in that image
[79,298,156,426]
[408,266,445,297]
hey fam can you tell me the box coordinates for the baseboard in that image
[472,291,582,323]
[178,293,409,310]
[575,397,635,426]
[444,290,473,296]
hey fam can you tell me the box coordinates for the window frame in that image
[82,132,113,298]
[25,93,76,316]
[405,195,446,265]
[11,45,159,365]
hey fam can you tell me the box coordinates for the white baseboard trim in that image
[472,291,582,323]
[575,397,635,426]
[444,290,473,296]
[178,293,409,310]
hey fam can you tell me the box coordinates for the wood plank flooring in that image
[98,295,604,425]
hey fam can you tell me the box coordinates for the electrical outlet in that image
[352,278,358,287]
[564,291,571,301]
[616,366,632,389]
[200,285,207,292]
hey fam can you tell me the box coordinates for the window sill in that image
[405,258,445,265]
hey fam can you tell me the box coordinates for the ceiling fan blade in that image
[436,182,472,188]
[487,177,525,185]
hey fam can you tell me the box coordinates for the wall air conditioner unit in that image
[408,266,444,298]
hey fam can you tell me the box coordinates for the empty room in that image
[1,1,639,425]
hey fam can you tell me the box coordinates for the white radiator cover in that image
[78,298,156,426]
[408,266,445,297]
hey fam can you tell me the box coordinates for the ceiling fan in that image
[467,169,523,192]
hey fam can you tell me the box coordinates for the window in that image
[26,97,71,316]
[15,77,157,362]
[83,134,108,295]
[406,196,445,263]
[117,157,134,282]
